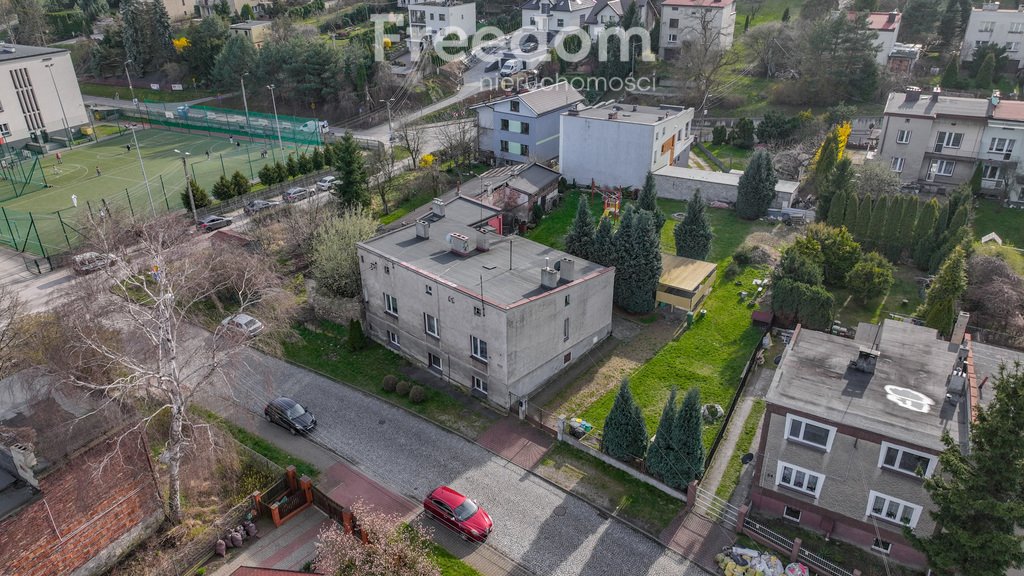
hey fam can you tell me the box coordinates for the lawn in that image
[79,82,217,104]
[832,264,925,327]
[703,143,753,171]
[535,442,684,534]
[579,264,768,454]
[714,399,765,501]
[429,542,484,576]
[527,189,605,249]
[974,198,1024,247]
[281,320,491,438]
[194,407,319,479]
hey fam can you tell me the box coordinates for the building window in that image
[521,122,530,135]
[931,159,956,176]
[426,284,433,295]
[563,318,570,341]
[0,123,9,137]
[438,13,445,21]
[982,164,1001,180]
[428,353,442,371]
[471,336,488,361]
[867,491,922,528]
[1007,41,1021,52]
[557,18,564,27]
[563,351,572,364]
[387,330,400,348]
[871,538,892,554]
[474,306,482,316]
[896,129,911,144]
[936,131,964,149]
[501,118,509,131]
[384,265,390,274]
[784,414,836,451]
[975,40,990,48]
[472,375,488,394]
[10,68,44,132]
[989,137,1015,153]
[384,293,398,316]
[510,100,520,112]
[783,506,802,522]
[1012,22,1024,33]
[564,294,570,306]
[424,313,439,338]
[530,16,536,25]
[890,157,905,173]
[979,21,995,32]
[500,140,509,152]
[521,144,530,156]
[878,442,936,477]
[669,18,679,27]
[776,461,824,498]
[668,33,678,43]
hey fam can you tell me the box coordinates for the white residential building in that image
[850,10,901,66]
[979,98,1024,203]
[659,0,736,60]
[0,43,88,149]
[961,2,1024,68]
[584,0,658,41]
[521,0,596,40]
[357,196,614,411]
[406,0,476,61]
[559,101,694,189]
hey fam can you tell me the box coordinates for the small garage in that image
[657,254,717,312]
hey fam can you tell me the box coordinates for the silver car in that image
[221,313,265,337]
[282,187,311,203]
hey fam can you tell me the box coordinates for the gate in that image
[691,484,740,530]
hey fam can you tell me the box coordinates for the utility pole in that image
[241,72,253,142]
[130,123,157,216]
[43,61,73,149]
[380,97,395,143]
[124,60,142,121]
[267,84,285,151]
[174,150,197,224]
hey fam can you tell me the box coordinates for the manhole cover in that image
[378,419,386,425]
[553,506,566,517]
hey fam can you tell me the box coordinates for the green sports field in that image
[0,127,313,255]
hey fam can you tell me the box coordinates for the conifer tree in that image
[827,188,848,227]
[592,217,616,267]
[913,199,941,270]
[613,206,637,309]
[842,192,860,232]
[644,389,677,482]
[616,211,662,314]
[230,171,250,197]
[736,150,778,219]
[940,58,961,88]
[286,154,299,178]
[855,193,874,241]
[334,133,370,207]
[814,130,841,220]
[602,379,648,463]
[866,194,888,252]
[668,388,704,488]
[145,0,175,71]
[637,171,666,232]
[916,245,967,336]
[565,196,597,261]
[882,195,905,261]
[211,174,234,201]
[899,196,920,256]
[674,191,714,260]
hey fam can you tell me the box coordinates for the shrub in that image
[409,385,427,404]
[347,319,366,351]
[724,261,741,279]
[395,380,412,396]
[733,245,755,266]
[711,125,728,145]
[382,375,398,392]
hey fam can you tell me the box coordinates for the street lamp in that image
[380,97,395,143]
[43,61,74,149]
[266,84,284,151]
[240,72,253,142]
[124,59,141,120]
[128,123,157,217]
[174,149,197,224]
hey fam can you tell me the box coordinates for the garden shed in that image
[657,254,717,312]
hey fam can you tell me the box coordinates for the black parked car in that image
[264,397,317,435]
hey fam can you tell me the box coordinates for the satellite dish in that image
[740,453,754,465]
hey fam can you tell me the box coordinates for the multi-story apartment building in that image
[961,2,1024,68]
[658,0,736,60]
[0,44,88,148]
[559,101,694,189]
[521,0,596,40]
[357,196,614,411]
[978,98,1024,202]
[406,0,476,61]
[752,320,971,567]
[195,0,268,18]
[584,0,658,41]
[230,20,273,48]
[474,81,585,164]
[850,10,901,66]
[877,87,989,194]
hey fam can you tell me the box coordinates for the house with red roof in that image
[848,10,901,66]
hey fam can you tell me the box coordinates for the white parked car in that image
[299,120,329,134]
[221,313,265,337]
[316,176,337,191]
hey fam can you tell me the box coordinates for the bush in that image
[409,385,427,404]
[724,261,741,279]
[711,125,728,145]
[347,319,366,351]
[395,380,412,396]
[733,245,755,266]
[258,163,279,185]
[382,375,398,392]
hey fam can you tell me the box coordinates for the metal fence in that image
[741,516,858,576]
[692,484,740,529]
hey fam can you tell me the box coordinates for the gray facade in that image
[652,165,796,209]
[475,82,584,164]
[357,197,614,410]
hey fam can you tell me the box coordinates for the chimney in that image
[476,228,490,251]
[632,104,638,112]
[541,264,560,289]
[982,1,999,10]
[557,257,576,281]
[608,111,618,120]
[951,311,970,344]
[447,232,472,255]
[930,86,942,102]
[887,10,898,23]
[431,198,445,217]
[568,108,579,116]
[992,90,1002,107]
[9,444,39,489]
[850,347,879,374]
[415,219,430,239]
[904,86,922,102]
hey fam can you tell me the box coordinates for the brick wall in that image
[0,430,164,576]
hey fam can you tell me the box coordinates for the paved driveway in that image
[222,349,710,576]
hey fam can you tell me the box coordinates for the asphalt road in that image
[218,346,710,576]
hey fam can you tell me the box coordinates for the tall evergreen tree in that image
[592,217,616,268]
[827,188,848,227]
[644,389,677,482]
[564,196,597,261]
[144,0,175,71]
[613,206,638,309]
[736,150,778,219]
[976,53,996,88]
[908,367,1024,574]
[855,193,874,241]
[333,132,370,207]
[913,199,941,270]
[212,34,257,91]
[813,129,841,220]
[881,195,906,262]
[183,15,229,84]
[668,388,704,487]
[958,0,973,37]
[941,58,962,88]
[842,191,860,232]
[617,210,662,314]
[916,245,967,335]
[899,196,921,256]
[937,0,961,49]
[637,171,666,233]
[674,191,714,260]
[865,194,888,252]
[602,379,648,463]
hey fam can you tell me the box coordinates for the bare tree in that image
[45,212,292,524]
[371,148,399,215]
[0,285,25,380]
[675,9,740,109]
[435,118,477,167]
[742,21,795,78]
[396,121,424,167]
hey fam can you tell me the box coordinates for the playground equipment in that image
[589,179,622,219]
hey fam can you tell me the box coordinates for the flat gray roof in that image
[654,165,800,194]
[969,340,1024,408]
[360,196,608,308]
[0,43,66,64]
[884,90,991,119]
[570,102,690,125]
[506,163,559,196]
[768,320,962,451]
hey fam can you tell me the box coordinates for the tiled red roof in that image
[993,100,1024,121]
[849,11,900,31]
[663,0,734,7]
[230,568,310,576]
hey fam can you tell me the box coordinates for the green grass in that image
[975,242,1024,276]
[691,146,722,171]
[703,143,753,171]
[714,399,765,501]
[537,442,683,534]
[381,186,435,225]
[580,265,767,453]
[93,124,124,138]
[527,190,605,249]
[79,82,217,103]
[281,320,490,437]
[832,265,924,327]
[974,198,1024,247]
[194,407,319,479]
[429,542,485,576]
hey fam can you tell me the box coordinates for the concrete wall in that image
[0,431,163,576]
[0,51,88,146]
[652,167,795,209]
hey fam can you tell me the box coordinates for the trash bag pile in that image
[715,546,796,576]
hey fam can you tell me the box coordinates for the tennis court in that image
[0,126,314,256]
